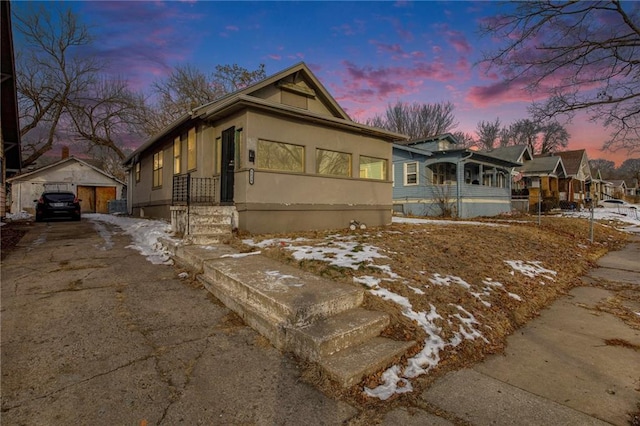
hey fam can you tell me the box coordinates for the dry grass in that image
[229,215,628,403]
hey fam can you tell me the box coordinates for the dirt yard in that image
[229,214,637,405]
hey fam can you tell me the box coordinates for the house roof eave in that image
[8,156,126,185]
[123,113,192,165]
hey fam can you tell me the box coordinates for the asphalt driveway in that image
[0,219,356,425]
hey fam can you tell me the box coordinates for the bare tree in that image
[67,78,143,161]
[452,131,477,149]
[539,121,570,155]
[475,118,501,150]
[508,119,541,153]
[212,63,266,94]
[150,64,218,128]
[145,63,267,136]
[618,158,640,183]
[365,101,458,139]
[589,159,616,179]
[15,5,100,167]
[498,127,511,148]
[480,1,640,154]
[15,4,142,168]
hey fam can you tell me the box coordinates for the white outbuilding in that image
[7,156,126,215]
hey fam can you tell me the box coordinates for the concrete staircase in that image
[183,206,234,245]
[164,242,415,387]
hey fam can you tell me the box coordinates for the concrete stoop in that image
[183,206,235,245]
[170,245,415,387]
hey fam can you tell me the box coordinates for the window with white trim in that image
[404,162,418,185]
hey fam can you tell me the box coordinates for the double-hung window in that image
[135,162,141,183]
[404,162,418,185]
[153,150,163,188]
[187,128,196,171]
[173,136,181,175]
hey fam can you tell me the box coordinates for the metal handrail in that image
[172,173,215,205]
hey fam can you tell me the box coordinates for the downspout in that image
[457,152,473,218]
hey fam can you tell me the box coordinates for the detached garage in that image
[7,156,125,215]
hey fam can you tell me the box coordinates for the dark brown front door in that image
[220,127,235,204]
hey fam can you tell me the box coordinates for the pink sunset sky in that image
[14,1,628,165]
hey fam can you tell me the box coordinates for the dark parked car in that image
[34,191,82,222]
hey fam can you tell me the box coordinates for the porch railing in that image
[172,173,215,205]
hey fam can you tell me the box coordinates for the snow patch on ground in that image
[86,214,177,265]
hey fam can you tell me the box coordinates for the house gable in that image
[482,145,532,164]
[246,65,347,119]
[194,63,351,123]
[555,150,590,180]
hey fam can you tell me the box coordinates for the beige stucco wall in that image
[231,109,393,233]
[130,107,395,233]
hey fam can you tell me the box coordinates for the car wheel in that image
[73,214,81,221]
[35,214,43,222]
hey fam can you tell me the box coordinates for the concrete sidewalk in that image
[412,237,640,426]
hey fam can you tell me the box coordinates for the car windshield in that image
[43,193,75,202]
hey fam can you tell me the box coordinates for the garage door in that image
[78,186,116,214]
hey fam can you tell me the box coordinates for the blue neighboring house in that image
[392,134,521,218]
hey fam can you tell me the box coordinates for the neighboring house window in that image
[483,168,495,186]
[316,149,351,177]
[257,139,304,172]
[429,163,456,184]
[359,156,387,180]
[187,128,196,171]
[153,150,163,188]
[135,162,141,183]
[173,136,181,175]
[404,162,418,185]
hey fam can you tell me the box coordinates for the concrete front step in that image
[322,337,416,387]
[172,244,415,388]
[173,244,239,272]
[186,234,230,245]
[288,308,390,362]
[188,214,232,226]
[188,223,232,236]
[203,256,364,326]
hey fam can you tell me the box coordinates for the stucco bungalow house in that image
[8,154,126,215]
[123,63,406,236]
[392,134,520,218]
